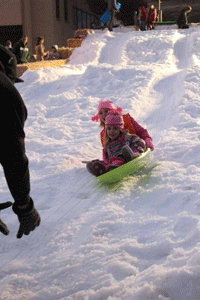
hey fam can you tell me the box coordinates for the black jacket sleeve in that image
[0,71,31,207]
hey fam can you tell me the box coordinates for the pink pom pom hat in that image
[91,99,122,122]
[105,111,124,129]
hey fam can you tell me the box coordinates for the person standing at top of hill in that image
[107,0,118,12]
[147,5,157,30]
[140,6,147,31]
[177,6,192,29]
[13,36,30,64]
[106,0,118,32]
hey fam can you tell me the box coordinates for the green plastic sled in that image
[96,148,151,184]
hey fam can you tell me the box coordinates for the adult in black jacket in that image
[177,6,192,29]
[0,46,40,238]
[13,36,30,64]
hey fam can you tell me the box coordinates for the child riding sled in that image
[91,99,154,149]
[86,99,154,177]
[87,110,147,177]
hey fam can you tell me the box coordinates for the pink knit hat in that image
[91,99,122,122]
[105,111,124,129]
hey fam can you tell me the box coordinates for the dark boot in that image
[86,161,95,175]
[86,161,106,177]
[122,145,139,162]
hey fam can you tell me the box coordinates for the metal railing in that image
[73,7,100,29]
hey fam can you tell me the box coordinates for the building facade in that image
[0,0,100,54]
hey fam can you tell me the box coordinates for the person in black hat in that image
[177,6,192,29]
[0,45,41,238]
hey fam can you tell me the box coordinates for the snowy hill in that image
[1,25,200,300]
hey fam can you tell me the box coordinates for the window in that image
[64,0,68,22]
[0,25,23,46]
[77,10,82,29]
[73,7,101,30]
[56,0,60,19]
[82,12,86,28]
[87,14,91,28]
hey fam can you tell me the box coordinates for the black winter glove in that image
[12,198,41,239]
[0,201,13,235]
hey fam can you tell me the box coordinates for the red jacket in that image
[140,6,147,21]
[147,8,157,23]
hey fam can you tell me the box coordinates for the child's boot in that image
[122,145,139,162]
[86,161,106,177]
[86,161,95,176]
[92,161,106,176]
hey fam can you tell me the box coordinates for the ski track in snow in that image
[1,26,200,300]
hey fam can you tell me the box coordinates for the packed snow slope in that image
[1,25,200,300]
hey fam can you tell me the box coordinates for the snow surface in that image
[1,25,200,300]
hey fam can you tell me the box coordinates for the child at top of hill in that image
[147,5,157,30]
[87,111,146,177]
[91,99,154,150]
